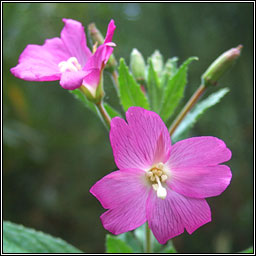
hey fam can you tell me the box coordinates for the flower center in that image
[146,162,168,200]
[58,57,82,73]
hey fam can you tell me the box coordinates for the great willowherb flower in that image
[90,107,232,244]
[10,18,116,97]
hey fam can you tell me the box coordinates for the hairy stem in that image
[169,84,206,136]
[95,101,111,129]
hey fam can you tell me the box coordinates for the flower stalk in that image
[95,101,111,129]
[145,223,152,253]
[169,84,206,136]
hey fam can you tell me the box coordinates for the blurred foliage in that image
[3,221,83,253]
[3,2,253,253]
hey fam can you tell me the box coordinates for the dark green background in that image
[3,2,253,253]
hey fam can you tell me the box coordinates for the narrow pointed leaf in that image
[106,234,133,253]
[118,58,150,111]
[3,221,83,253]
[103,103,122,119]
[160,56,198,121]
[172,88,229,142]
[147,58,162,112]
[115,232,143,253]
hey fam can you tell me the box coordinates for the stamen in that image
[161,175,168,182]
[93,42,98,53]
[146,162,169,200]
[152,184,158,191]
[157,163,164,169]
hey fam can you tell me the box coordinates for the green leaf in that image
[69,89,97,113]
[239,247,254,253]
[172,88,229,142]
[147,58,162,112]
[118,58,150,111]
[160,241,177,253]
[115,232,143,253]
[159,56,198,121]
[106,234,133,253]
[103,103,122,119]
[3,221,83,253]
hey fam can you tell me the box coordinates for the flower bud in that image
[88,22,104,45]
[130,48,146,82]
[202,45,242,87]
[151,50,164,77]
[160,57,178,87]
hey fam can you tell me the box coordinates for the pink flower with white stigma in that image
[11,19,116,96]
[90,107,232,244]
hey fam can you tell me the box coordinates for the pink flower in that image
[10,19,116,95]
[90,107,232,244]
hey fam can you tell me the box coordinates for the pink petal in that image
[10,39,68,81]
[82,68,101,92]
[60,70,88,90]
[84,43,113,72]
[90,169,149,234]
[104,19,116,44]
[110,107,171,170]
[61,18,92,67]
[168,136,232,168]
[168,165,232,198]
[147,188,211,244]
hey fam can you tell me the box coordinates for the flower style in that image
[90,107,232,244]
[11,18,116,96]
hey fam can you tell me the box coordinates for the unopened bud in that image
[130,48,146,82]
[151,50,164,76]
[88,22,104,45]
[161,57,178,85]
[202,45,242,87]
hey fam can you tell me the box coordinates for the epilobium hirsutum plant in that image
[6,18,245,253]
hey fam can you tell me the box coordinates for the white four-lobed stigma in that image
[58,57,82,73]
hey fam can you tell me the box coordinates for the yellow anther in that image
[152,184,159,191]
[150,176,156,182]
[93,42,98,53]
[161,175,168,182]
[157,170,162,176]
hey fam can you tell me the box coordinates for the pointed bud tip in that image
[130,48,146,81]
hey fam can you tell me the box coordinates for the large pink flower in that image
[11,19,116,95]
[90,107,232,244]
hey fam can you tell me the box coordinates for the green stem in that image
[95,101,111,130]
[169,84,206,136]
[145,222,152,253]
